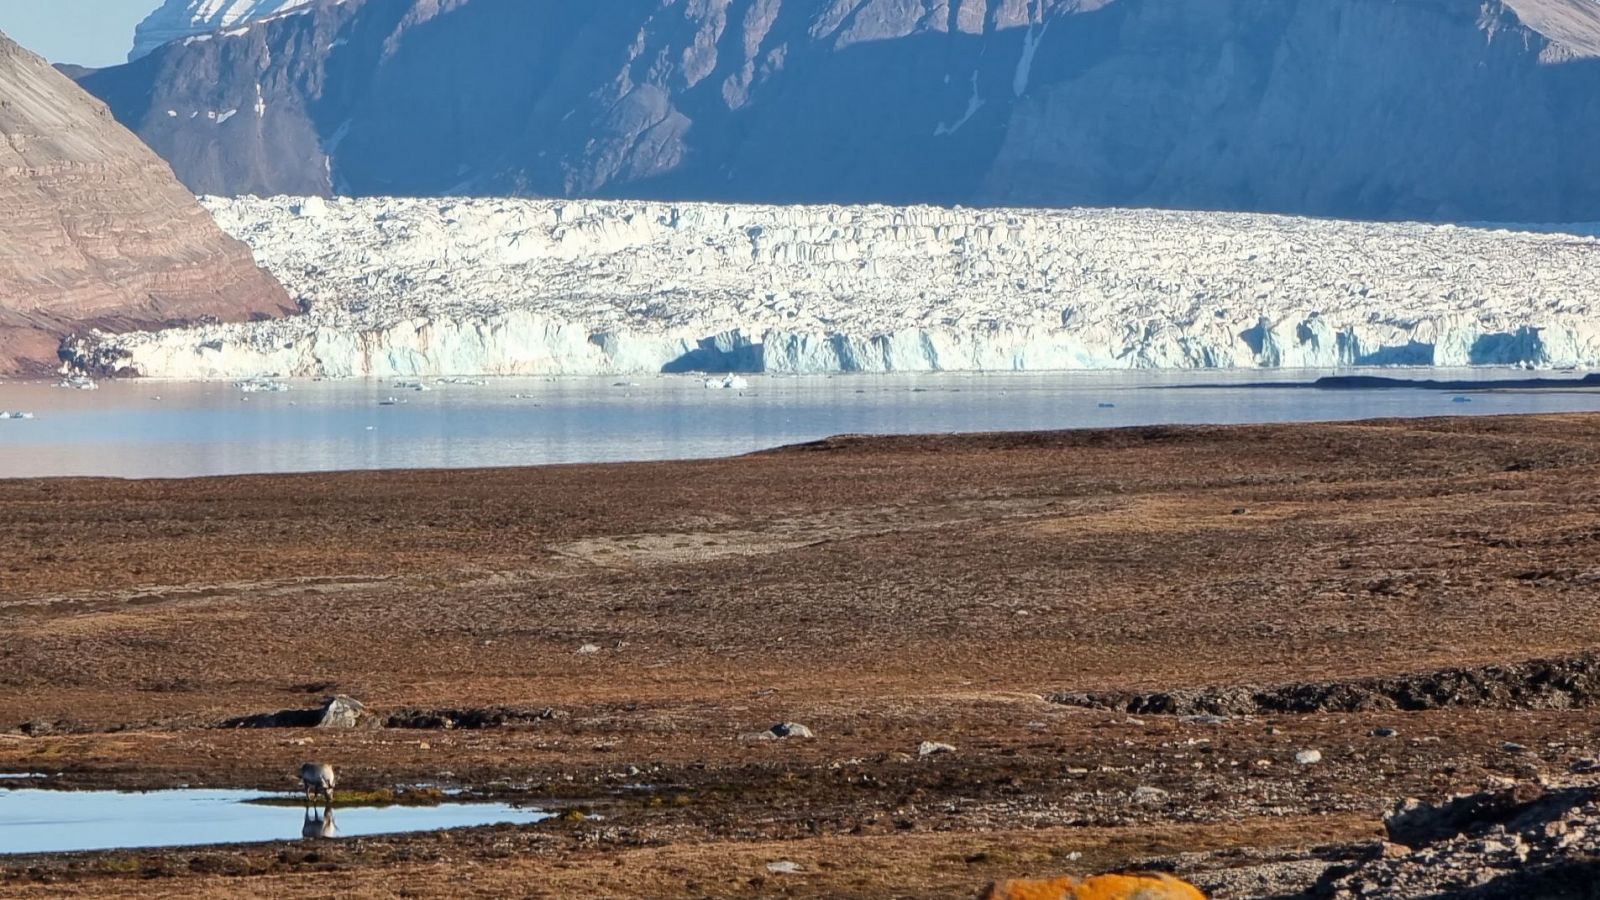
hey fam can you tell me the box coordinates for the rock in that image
[129,0,313,61]
[1131,785,1170,805]
[740,722,813,742]
[315,695,367,729]
[1385,784,1549,848]
[982,873,1206,900]
[1294,749,1323,765]
[1050,652,1600,717]
[1190,858,1342,897]
[1332,783,1600,896]
[918,741,957,757]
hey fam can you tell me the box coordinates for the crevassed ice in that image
[67,195,1600,378]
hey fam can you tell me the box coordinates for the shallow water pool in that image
[0,789,546,855]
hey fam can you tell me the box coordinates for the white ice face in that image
[67,194,1600,379]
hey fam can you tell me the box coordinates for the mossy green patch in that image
[245,787,448,808]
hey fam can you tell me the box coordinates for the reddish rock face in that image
[0,30,292,376]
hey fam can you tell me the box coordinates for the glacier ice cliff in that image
[67,196,1600,378]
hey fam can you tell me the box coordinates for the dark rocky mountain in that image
[0,30,292,375]
[77,0,1600,222]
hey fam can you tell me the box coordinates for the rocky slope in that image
[65,195,1600,378]
[1320,782,1600,898]
[75,0,1600,222]
[127,0,327,62]
[0,30,292,376]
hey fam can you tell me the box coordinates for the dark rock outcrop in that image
[219,694,371,728]
[1050,652,1600,716]
[0,29,291,375]
[1320,783,1600,898]
[78,0,1600,222]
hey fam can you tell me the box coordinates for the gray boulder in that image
[316,695,367,729]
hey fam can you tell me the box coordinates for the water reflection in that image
[3,371,1599,478]
[0,789,545,854]
[301,805,338,840]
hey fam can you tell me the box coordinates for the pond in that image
[0,789,547,855]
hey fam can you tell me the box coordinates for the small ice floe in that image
[437,377,487,386]
[0,411,35,420]
[55,374,97,390]
[704,375,750,390]
[236,377,289,393]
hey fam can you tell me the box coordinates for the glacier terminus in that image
[67,196,1600,379]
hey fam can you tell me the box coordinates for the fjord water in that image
[0,789,545,855]
[2,371,1599,479]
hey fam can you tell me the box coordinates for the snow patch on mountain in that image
[129,0,335,61]
[67,196,1600,378]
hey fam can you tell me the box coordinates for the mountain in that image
[127,0,324,62]
[0,30,292,375]
[81,0,1600,222]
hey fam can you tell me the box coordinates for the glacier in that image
[67,196,1600,378]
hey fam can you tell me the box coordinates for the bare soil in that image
[6,415,1600,896]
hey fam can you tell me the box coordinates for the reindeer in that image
[299,762,337,806]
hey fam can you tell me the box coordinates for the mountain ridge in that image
[77,0,1600,222]
[0,29,292,375]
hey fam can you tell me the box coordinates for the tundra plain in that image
[6,415,1600,896]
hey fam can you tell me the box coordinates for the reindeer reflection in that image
[301,804,339,839]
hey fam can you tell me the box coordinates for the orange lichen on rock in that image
[978,872,1207,900]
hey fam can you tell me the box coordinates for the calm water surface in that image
[0,789,545,855]
[2,370,1598,478]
